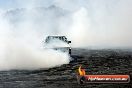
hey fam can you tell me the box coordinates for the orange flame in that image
[78,65,86,76]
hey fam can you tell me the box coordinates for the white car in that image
[44,36,71,55]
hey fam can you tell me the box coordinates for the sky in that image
[0,0,101,10]
[0,0,121,10]
[0,0,53,9]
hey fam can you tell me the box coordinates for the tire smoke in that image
[0,12,70,71]
[0,0,132,70]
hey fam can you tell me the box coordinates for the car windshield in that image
[46,36,68,43]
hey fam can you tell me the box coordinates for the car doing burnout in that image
[44,36,71,55]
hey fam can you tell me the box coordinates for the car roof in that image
[47,36,65,37]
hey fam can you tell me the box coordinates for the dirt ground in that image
[0,48,132,88]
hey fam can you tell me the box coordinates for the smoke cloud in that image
[56,0,132,48]
[0,0,132,70]
[0,8,71,70]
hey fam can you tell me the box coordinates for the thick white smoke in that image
[0,10,70,70]
[0,0,132,70]
[55,0,132,48]
[3,0,132,48]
